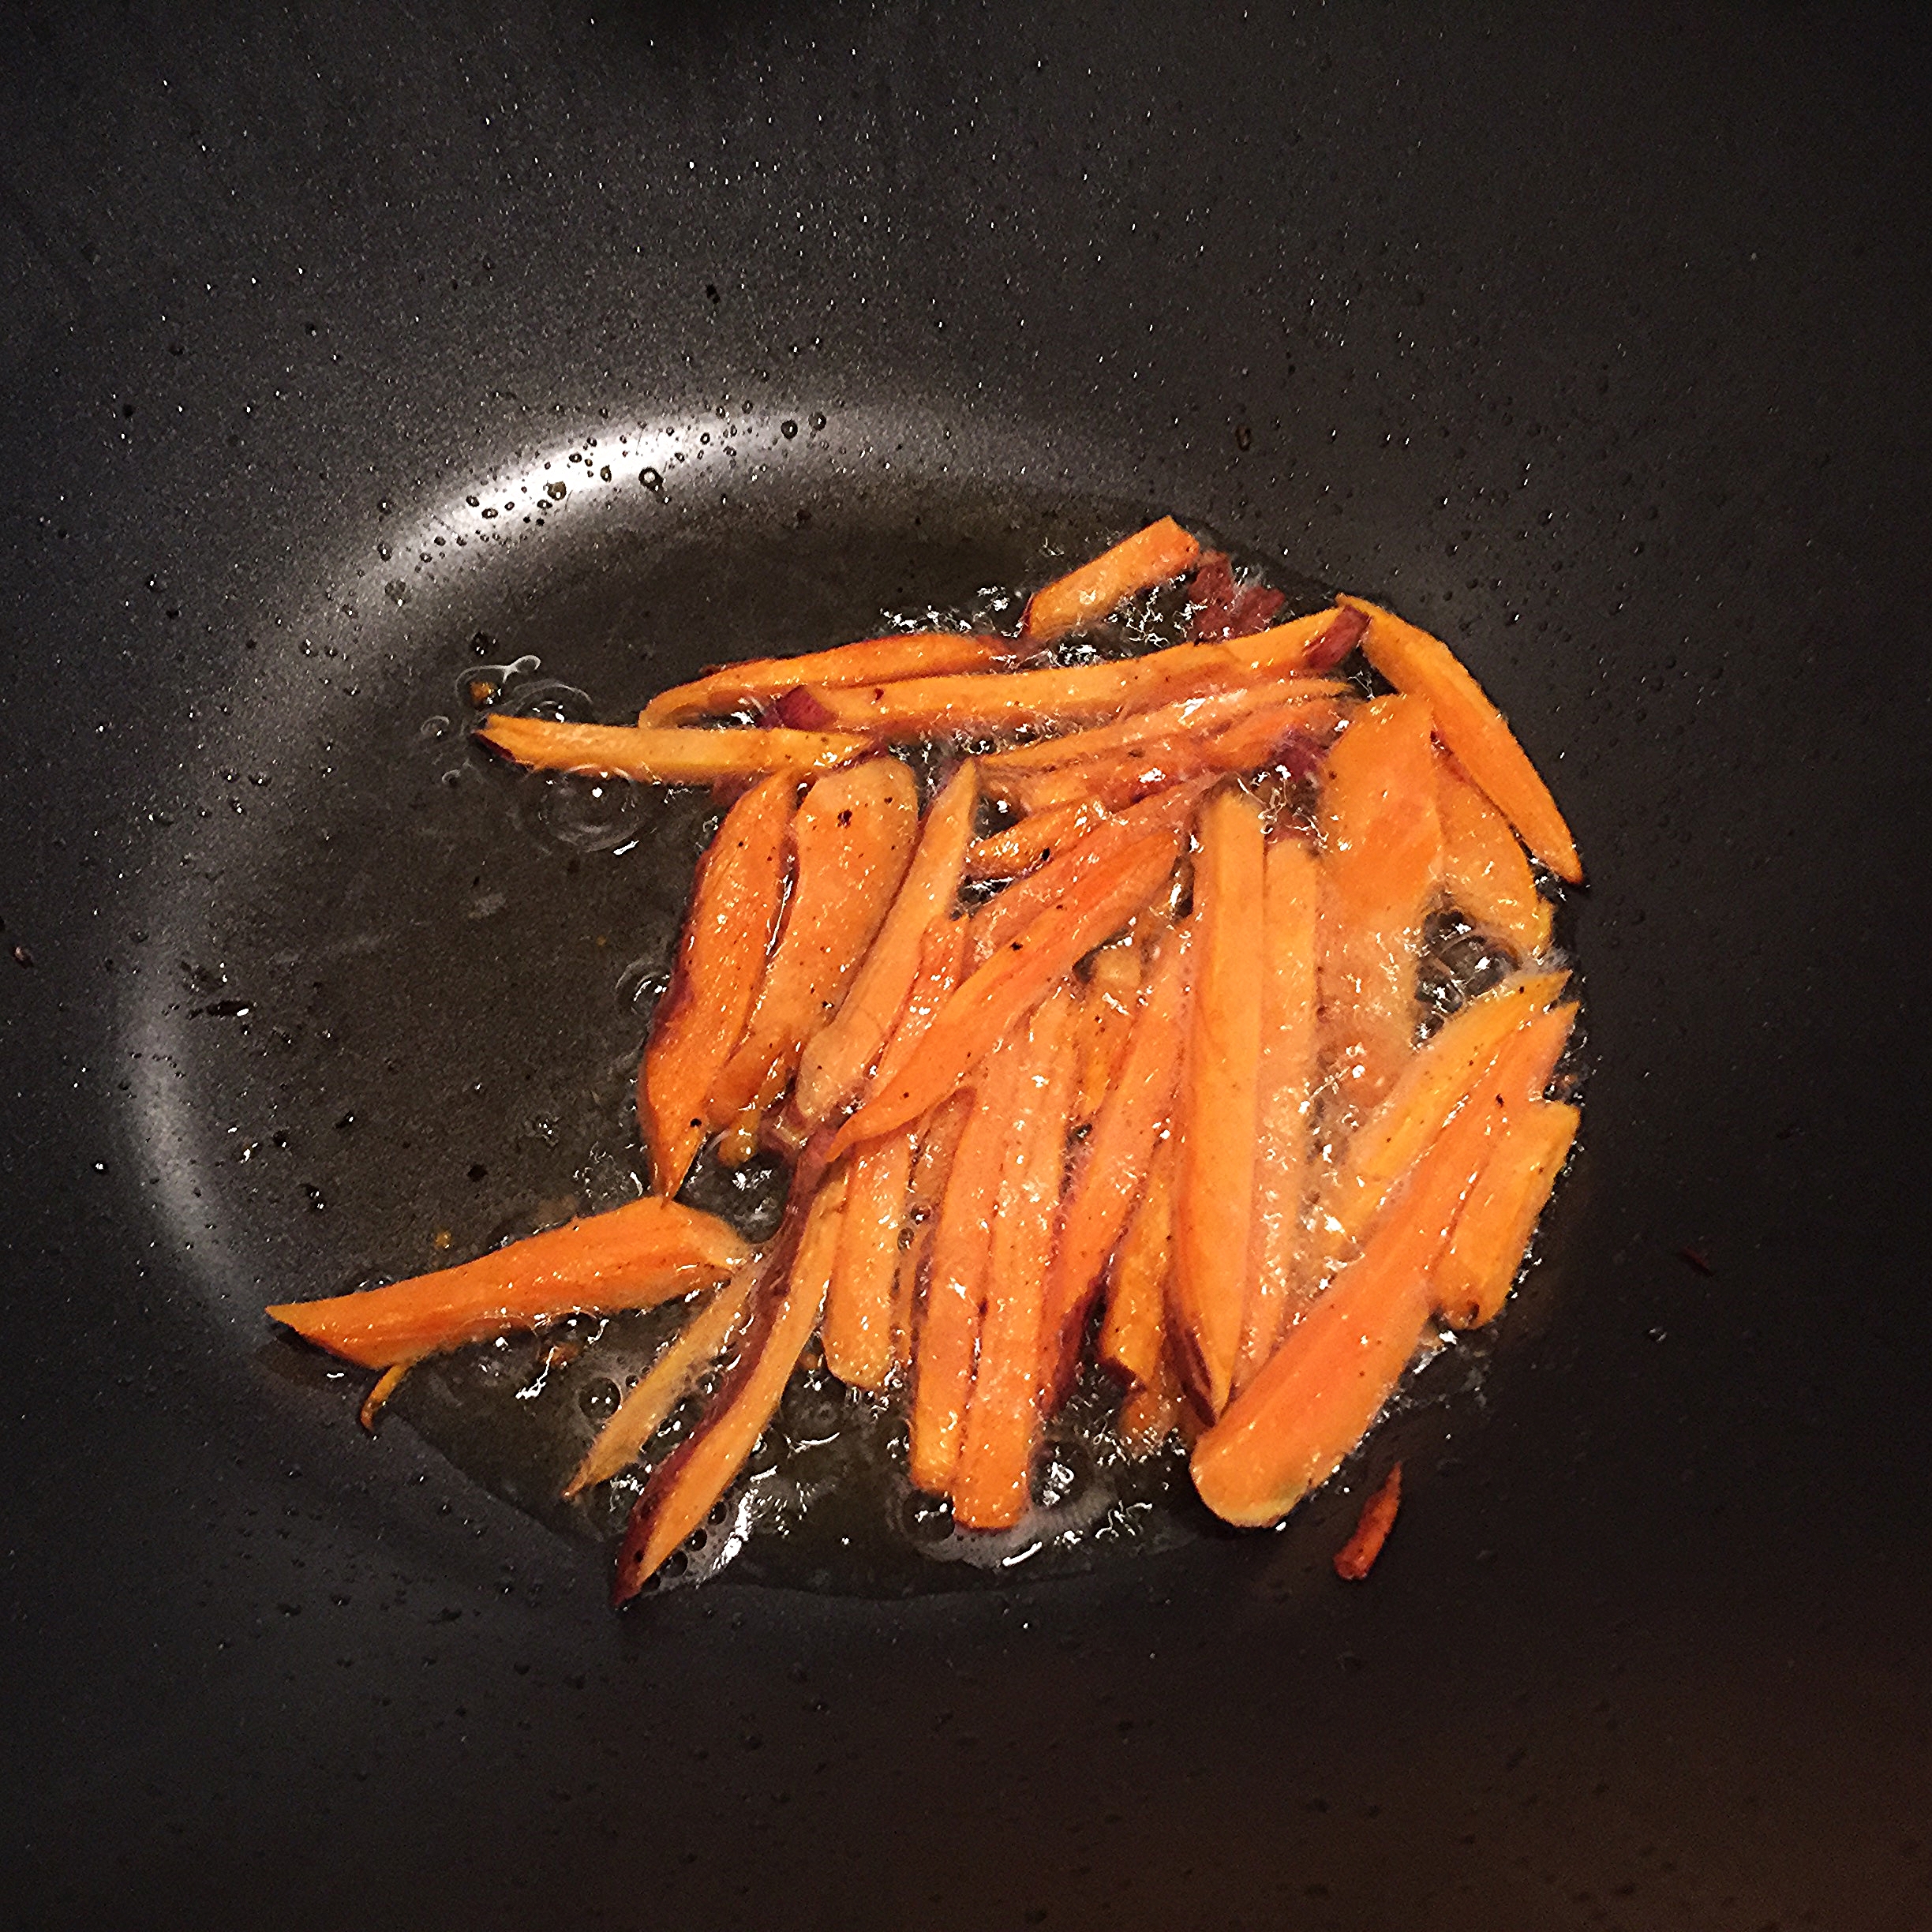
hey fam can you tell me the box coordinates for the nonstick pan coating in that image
[4,6,1930,1928]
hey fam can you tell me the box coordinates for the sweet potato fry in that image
[1235,836,1321,1391]
[908,1026,1028,1495]
[954,989,1082,1530]
[267,1194,752,1371]
[968,781,1208,968]
[612,1172,846,1601]
[964,800,1110,882]
[1317,694,1444,1118]
[793,761,978,1126]
[642,634,1017,724]
[822,919,971,1388]
[1318,975,1574,1269]
[1339,595,1582,883]
[1332,1462,1402,1581]
[1020,516,1203,644]
[1438,751,1553,957]
[1190,1064,1511,1528]
[1171,787,1268,1417]
[474,712,871,783]
[985,700,1342,817]
[707,758,920,1125]
[640,772,798,1196]
[1436,1100,1580,1329]
[1073,938,1144,1126]
[890,1091,972,1372]
[1095,1140,1175,1391]
[977,676,1350,778]
[829,829,1181,1163]
[1042,923,1195,1405]
[562,1269,758,1496]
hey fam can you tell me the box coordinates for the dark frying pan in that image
[5,6,1929,1926]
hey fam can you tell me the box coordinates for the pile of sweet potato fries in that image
[268,517,1583,1602]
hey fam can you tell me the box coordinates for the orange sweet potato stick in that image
[612,1170,846,1601]
[1435,1100,1580,1329]
[707,758,920,1125]
[1073,938,1144,1128]
[822,918,970,1388]
[1170,786,1269,1417]
[977,676,1350,777]
[1189,1053,1516,1528]
[828,829,1182,1164]
[1019,516,1203,644]
[908,1024,1029,1496]
[642,634,1017,724]
[953,989,1083,1530]
[793,759,979,1126]
[266,1194,752,1371]
[1437,751,1554,957]
[890,1091,972,1373]
[964,800,1109,882]
[1332,1462,1403,1581]
[1319,979,1575,1271]
[1095,1139,1175,1391]
[1234,836,1322,1392]
[639,772,798,1196]
[1316,694,1445,1118]
[1338,595,1582,884]
[1041,922,1195,1406]
[474,712,871,782]
[968,780,1208,968]
[984,700,1342,818]
[562,1268,759,1496]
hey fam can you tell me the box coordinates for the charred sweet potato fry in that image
[708,758,920,1125]
[793,760,978,1126]
[640,772,798,1196]
[563,1269,758,1497]
[1020,516,1203,644]
[1171,787,1269,1417]
[1339,596,1582,883]
[1435,1100,1580,1329]
[1235,836,1321,1392]
[267,1195,751,1371]
[1332,1462,1403,1581]
[909,1026,1028,1496]
[612,1172,846,1601]
[1187,551,1288,642]
[642,634,1017,724]
[475,713,871,782]
[1317,694,1444,1118]
[953,990,1083,1530]
[829,829,1181,1163]
[1438,751,1553,957]
[1041,923,1195,1406]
